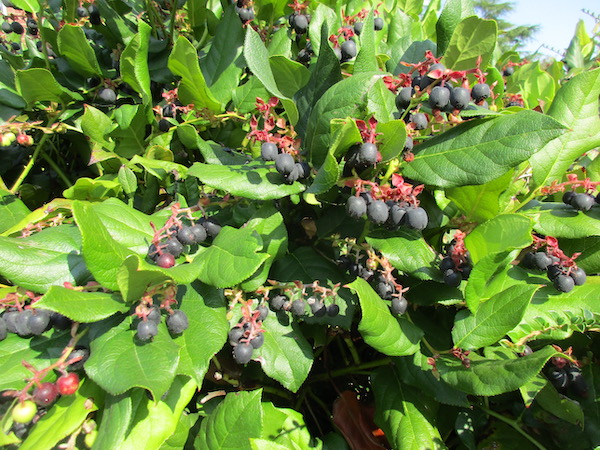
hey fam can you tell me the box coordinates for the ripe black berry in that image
[405,206,428,231]
[66,346,90,371]
[376,281,394,300]
[292,14,308,34]
[158,118,171,132]
[532,252,552,270]
[297,48,311,63]
[261,142,278,161]
[33,382,59,407]
[228,327,244,345]
[88,5,101,24]
[156,253,175,268]
[346,195,367,219]
[395,87,413,110]
[374,17,384,30]
[429,86,450,109]
[270,294,287,311]
[26,18,37,34]
[367,200,389,225]
[233,342,253,364]
[388,203,407,228]
[410,113,428,130]
[554,274,575,293]
[295,162,310,179]
[4,310,19,334]
[327,304,340,317]
[291,299,306,316]
[353,21,363,35]
[257,305,269,321]
[562,191,575,205]
[458,264,472,279]
[137,320,158,341]
[282,164,301,184]
[0,317,6,341]
[503,66,514,76]
[570,267,586,286]
[391,297,407,315]
[201,219,222,238]
[98,87,116,104]
[250,333,264,349]
[310,301,327,317]
[166,310,188,334]
[440,257,454,271]
[11,21,24,34]
[27,309,50,335]
[450,87,470,110]
[76,6,89,17]
[471,83,491,102]
[15,310,32,336]
[238,7,254,22]
[275,153,295,176]
[358,143,378,165]
[340,39,357,61]
[190,224,207,243]
[548,368,568,391]
[177,226,196,245]
[566,367,588,397]
[165,237,183,257]
[2,22,12,33]
[546,264,563,281]
[147,306,161,323]
[570,193,595,211]
[443,269,462,287]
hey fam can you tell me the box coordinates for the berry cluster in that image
[439,231,472,287]
[269,151,311,184]
[541,174,600,212]
[228,300,268,364]
[521,236,586,293]
[346,174,428,231]
[336,242,408,316]
[265,280,340,319]
[235,0,255,23]
[342,117,382,176]
[134,284,189,341]
[147,203,221,268]
[155,89,194,132]
[547,353,588,398]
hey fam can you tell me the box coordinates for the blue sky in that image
[504,1,598,56]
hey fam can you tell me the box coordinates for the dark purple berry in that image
[2,22,12,33]
[27,309,50,335]
[377,281,395,300]
[391,297,407,315]
[291,299,305,316]
[440,257,454,271]
[270,295,287,311]
[367,200,389,225]
[532,252,552,270]
[548,368,568,391]
[11,21,24,34]
[443,269,462,287]
[228,327,244,345]
[233,342,253,364]
[395,87,413,110]
[201,219,222,238]
[405,206,428,231]
[66,346,90,371]
[295,162,310,179]
[310,301,326,316]
[15,310,32,336]
[554,274,575,293]
[76,6,89,17]
[177,226,196,245]
[450,87,470,110]
[566,367,588,397]
[410,113,428,130]
[374,17,383,30]
[238,7,254,22]
[51,312,72,330]
[0,317,6,341]
[261,142,278,161]
[257,305,269,321]
[562,191,575,205]
[389,203,407,228]
[570,267,586,286]
[326,304,340,316]
[570,193,595,211]
[147,306,161,323]
[353,21,363,35]
[158,119,171,132]
[275,153,295,176]
[503,66,514,76]
[292,14,308,34]
[166,310,188,334]
[250,333,264,349]
[98,87,116,104]
[137,320,158,341]
[165,238,183,257]
[429,86,450,109]
[190,224,207,243]
[346,196,367,219]
[88,5,101,24]
[547,264,563,281]
[340,39,357,60]
[471,83,491,102]
[358,143,378,165]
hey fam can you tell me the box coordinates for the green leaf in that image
[73,201,134,291]
[559,236,600,273]
[269,56,310,98]
[177,126,249,165]
[118,165,138,196]
[348,278,422,356]
[119,377,197,450]
[464,214,533,264]
[111,104,151,158]
[366,79,396,123]
[440,16,497,70]
[16,68,82,106]
[19,380,101,450]
[435,0,474,56]
[535,382,584,426]
[505,62,555,110]
[188,161,305,200]
[529,68,600,190]
[57,24,102,77]
[446,170,513,222]
[232,76,271,114]
[244,26,288,99]
[93,393,137,450]
[305,72,382,167]
[437,345,563,396]
[372,365,444,450]
[0,225,90,293]
[196,226,269,288]
[452,284,539,350]
[167,36,221,112]
[396,0,424,15]
[521,201,600,239]
[391,40,437,76]
[117,256,170,303]
[202,6,245,105]
[86,315,180,399]
[354,10,377,74]
[36,286,129,322]
[307,4,338,56]
[403,111,566,188]
[0,330,71,391]
[0,189,30,234]
[196,390,263,450]
[120,21,152,104]
[376,119,407,163]
[367,231,439,280]
[175,282,228,386]
[63,177,122,201]
[581,364,600,443]
[258,402,322,449]
[80,104,116,154]
[8,0,39,12]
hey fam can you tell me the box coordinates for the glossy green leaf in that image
[19,380,101,450]
[372,365,443,450]
[396,0,424,15]
[232,76,271,114]
[36,286,129,322]
[118,165,138,196]
[376,119,407,163]
[0,225,90,292]
[535,382,584,426]
[86,315,180,400]
[8,0,39,12]
[116,256,170,303]
[367,79,396,123]
[244,26,287,99]
[0,189,30,234]
[16,68,82,106]
[307,4,338,56]
[62,177,122,201]
[196,390,263,450]
[354,10,377,74]
[93,393,137,450]
[174,282,227,385]
[348,278,422,356]
[437,345,562,396]
[464,214,533,264]
[391,40,437,76]
[188,161,305,200]
[559,236,600,273]
[254,311,314,392]
[521,201,600,239]
[436,0,474,56]
[441,16,497,70]
[505,62,555,110]
[258,402,322,449]
[168,36,221,112]
[81,104,116,154]
[529,68,600,190]
[367,231,439,280]
[403,111,566,188]
[452,284,539,350]
[269,56,310,98]
[57,24,102,77]
[120,21,152,104]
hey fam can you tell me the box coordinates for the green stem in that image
[343,336,361,365]
[479,406,548,450]
[380,158,400,185]
[168,0,179,44]
[310,358,391,383]
[38,4,51,70]
[40,151,72,188]
[261,385,293,401]
[10,117,57,194]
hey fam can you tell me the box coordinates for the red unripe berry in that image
[156,253,175,268]
[56,373,79,395]
[16,133,33,146]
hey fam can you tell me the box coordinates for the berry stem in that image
[309,357,392,382]
[478,405,548,450]
[343,336,361,365]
